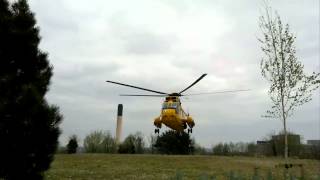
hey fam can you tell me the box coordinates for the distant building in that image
[256,140,273,156]
[271,134,301,156]
[301,140,320,159]
[307,140,320,146]
[255,134,301,157]
[257,140,268,144]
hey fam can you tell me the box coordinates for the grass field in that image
[45,154,320,179]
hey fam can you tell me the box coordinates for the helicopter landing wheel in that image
[183,123,187,129]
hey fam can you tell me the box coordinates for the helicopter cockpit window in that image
[162,103,168,109]
[170,102,178,109]
[162,102,178,110]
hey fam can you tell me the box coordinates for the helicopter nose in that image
[161,109,177,128]
[163,109,175,115]
[162,109,176,119]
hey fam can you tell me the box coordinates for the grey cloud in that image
[124,32,175,55]
[108,12,177,55]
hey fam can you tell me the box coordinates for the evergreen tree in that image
[67,135,78,154]
[154,130,194,155]
[0,0,62,179]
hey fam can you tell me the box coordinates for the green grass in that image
[45,154,320,180]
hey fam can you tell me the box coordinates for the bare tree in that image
[133,132,145,154]
[83,130,116,153]
[148,134,157,154]
[118,132,146,154]
[259,4,320,159]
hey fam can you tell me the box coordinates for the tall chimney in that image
[115,104,123,144]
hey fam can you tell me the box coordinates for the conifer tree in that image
[0,0,62,179]
[154,130,194,154]
[67,135,78,154]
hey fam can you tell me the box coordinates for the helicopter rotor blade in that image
[179,73,207,94]
[183,89,251,96]
[120,94,167,97]
[106,80,168,95]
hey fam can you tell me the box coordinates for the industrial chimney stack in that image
[115,104,123,144]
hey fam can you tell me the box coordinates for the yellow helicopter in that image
[106,74,248,134]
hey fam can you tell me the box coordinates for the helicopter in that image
[106,74,249,134]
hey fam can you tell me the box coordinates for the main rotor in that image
[106,73,250,97]
[106,74,207,97]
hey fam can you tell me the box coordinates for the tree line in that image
[62,130,196,155]
[61,130,320,159]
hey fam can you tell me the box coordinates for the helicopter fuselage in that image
[154,96,194,132]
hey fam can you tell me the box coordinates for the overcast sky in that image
[28,0,319,148]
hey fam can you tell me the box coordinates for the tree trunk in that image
[283,114,288,159]
[281,85,288,159]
